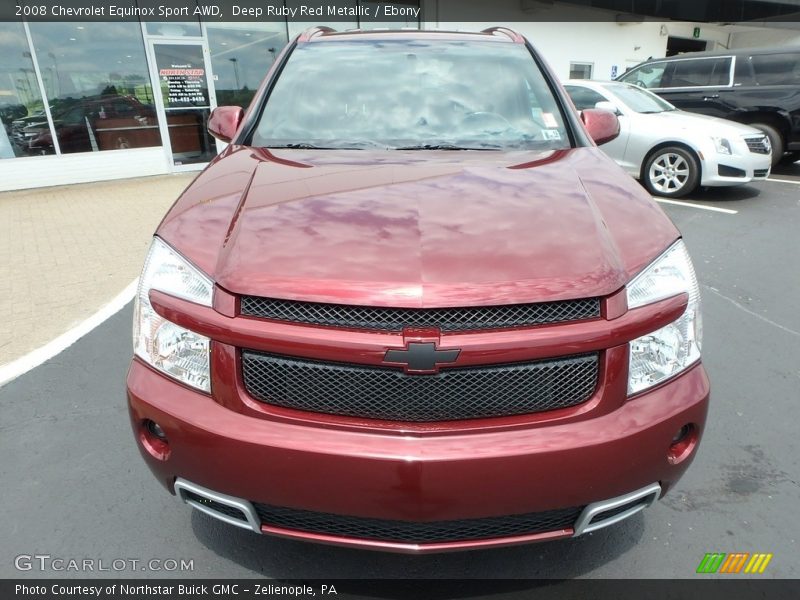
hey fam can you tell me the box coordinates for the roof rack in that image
[298,26,336,42]
[481,27,525,43]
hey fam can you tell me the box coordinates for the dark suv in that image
[617,46,800,165]
[128,27,709,553]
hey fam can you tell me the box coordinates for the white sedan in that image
[564,80,772,198]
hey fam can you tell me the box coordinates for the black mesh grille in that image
[240,296,600,332]
[745,136,770,154]
[253,502,583,544]
[183,491,247,522]
[754,168,769,178]
[241,352,599,422]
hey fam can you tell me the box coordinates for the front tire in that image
[642,146,700,198]
[750,123,783,167]
[780,151,800,165]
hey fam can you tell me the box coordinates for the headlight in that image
[626,240,702,395]
[133,237,213,392]
[712,137,732,155]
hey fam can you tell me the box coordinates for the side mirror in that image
[581,108,620,145]
[208,106,244,143]
[595,101,621,116]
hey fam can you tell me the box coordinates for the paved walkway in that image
[0,174,196,368]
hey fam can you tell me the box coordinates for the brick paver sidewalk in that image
[0,174,196,368]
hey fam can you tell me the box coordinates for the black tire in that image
[642,146,700,198]
[750,123,783,167]
[779,151,800,165]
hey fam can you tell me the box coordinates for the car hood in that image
[643,110,763,137]
[158,146,679,307]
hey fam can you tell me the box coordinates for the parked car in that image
[564,80,772,198]
[18,94,157,154]
[127,27,709,553]
[616,46,800,166]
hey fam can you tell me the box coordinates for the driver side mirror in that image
[208,106,244,143]
[581,108,620,146]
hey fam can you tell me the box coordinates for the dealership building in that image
[1,0,799,192]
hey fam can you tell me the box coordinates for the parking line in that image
[0,278,138,388]
[766,177,800,185]
[654,198,738,214]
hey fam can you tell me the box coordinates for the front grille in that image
[241,351,599,422]
[745,136,770,154]
[754,168,769,178]
[240,296,600,332]
[253,502,583,544]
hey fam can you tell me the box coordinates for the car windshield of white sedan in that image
[252,40,571,151]
[607,84,676,114]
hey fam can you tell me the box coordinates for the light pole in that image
[229,57,240,90]
[47,52,62,97]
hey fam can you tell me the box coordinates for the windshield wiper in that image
[395,142,501,151]
[268,143,337,149]
[269,141,389,150]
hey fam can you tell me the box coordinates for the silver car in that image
[564,80,772,198]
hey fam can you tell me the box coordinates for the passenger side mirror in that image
[595,101,621,116]
[208,106,244,143]
[581,108,620,145]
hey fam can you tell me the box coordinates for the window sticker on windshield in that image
[542,129,562,141]
[542,113,558,128]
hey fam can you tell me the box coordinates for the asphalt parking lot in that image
[1,163,799,582]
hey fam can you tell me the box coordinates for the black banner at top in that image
[4,0,800,23]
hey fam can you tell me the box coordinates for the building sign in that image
[159,65,208,106]
[153,44,210,109]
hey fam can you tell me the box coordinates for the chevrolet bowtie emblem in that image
[383,342,461,374]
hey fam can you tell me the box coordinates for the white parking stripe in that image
[654,198,738,214]
[0,279,138,388]
[766,177,800,185]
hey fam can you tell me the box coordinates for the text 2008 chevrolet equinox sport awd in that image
[127,27,709,553]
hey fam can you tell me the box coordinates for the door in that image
[148,39,217,170]
[656,57,734,118]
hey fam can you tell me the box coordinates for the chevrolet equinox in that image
[127,27,709,553]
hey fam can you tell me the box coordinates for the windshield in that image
[605,83,675,113]
[251,39,571,151]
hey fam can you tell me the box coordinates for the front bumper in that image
[127,357,709,552]
[699,147,771,187]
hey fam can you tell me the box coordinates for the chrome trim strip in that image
[573,483,661,536]
[174,478,262,534]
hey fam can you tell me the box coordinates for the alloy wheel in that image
[648,152,690,194]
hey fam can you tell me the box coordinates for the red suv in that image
[127,27,709,553]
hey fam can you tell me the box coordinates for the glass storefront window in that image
[151,42,215,165]
[0,22,49,159]
[28,22,161,154]
[144,21,203,37]
[205,23,289,108]
[140,0,202,36]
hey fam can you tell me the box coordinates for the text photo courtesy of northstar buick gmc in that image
[127,27,709,553]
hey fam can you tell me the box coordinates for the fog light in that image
[141,419,170,461]
[672,424,690,444]
[667,423,697,465]
[146,420,167,440]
